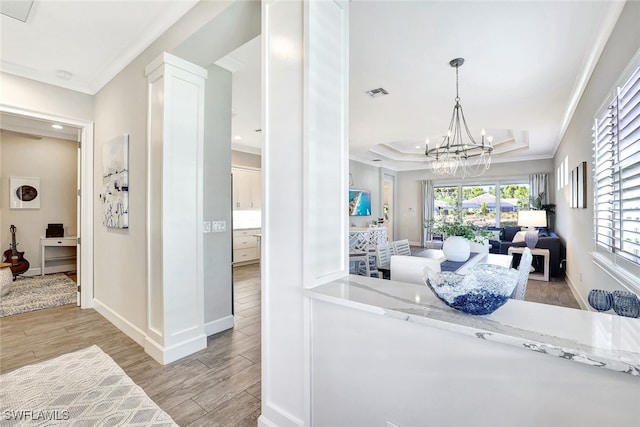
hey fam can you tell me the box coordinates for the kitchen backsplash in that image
[233,210,261,229]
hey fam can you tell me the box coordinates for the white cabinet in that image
[232,168,261,210]
[233,228,261,264]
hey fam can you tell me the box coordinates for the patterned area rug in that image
[0,345,177,426]
[0,273,76,317]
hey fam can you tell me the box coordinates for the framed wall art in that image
[101,134,129,229]
[9,176,40,209]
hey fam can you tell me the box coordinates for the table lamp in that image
[518,210,547,249]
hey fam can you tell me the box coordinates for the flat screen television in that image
[349,189,371,216]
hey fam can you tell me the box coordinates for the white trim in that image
[564,273,589,311]
[0,104,94,310]
[144,333,208,365]
[232,143,262,155]
[552,1,626,157]
[23,263,77,277]
[258,402,304,427]
[204,314,234,336]
[93,298,146,346]
[592,252,640,295]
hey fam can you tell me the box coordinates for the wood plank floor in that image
[0,258,581,426]
[0,263,262,427]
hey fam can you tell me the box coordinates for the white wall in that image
[0,134,77,274]
[0,72,94,121]
[203,64,234,334]
[554,1,640,305]
[92,0,260,345]
[397,159,554,245]
[312,300,640,427]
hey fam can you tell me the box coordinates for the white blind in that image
[594,66,640,264]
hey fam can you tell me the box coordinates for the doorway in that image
[383,174,395,241]
[0,106,94,308]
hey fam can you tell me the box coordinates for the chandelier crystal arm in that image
[424,57,493,178]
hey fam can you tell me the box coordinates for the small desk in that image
[40,237,77,276]
[508,247,550,281]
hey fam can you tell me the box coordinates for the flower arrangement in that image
[425,206,491,244]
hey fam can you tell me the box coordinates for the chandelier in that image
[425,58,493,178]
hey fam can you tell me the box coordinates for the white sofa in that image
[390,255,441,285]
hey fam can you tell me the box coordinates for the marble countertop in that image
[306,275,640,377]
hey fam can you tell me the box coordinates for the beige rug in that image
[0,345,177,426]
[0,273,76,317]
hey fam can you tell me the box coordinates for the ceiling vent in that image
[366,88,389,98]
[1,0,35,22]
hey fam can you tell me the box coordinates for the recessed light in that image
[415,145,421,149]
[234,136,242,140]
[51,124,63,129]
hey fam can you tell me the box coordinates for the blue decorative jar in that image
[587,289,613,312]
[612,291,640,318]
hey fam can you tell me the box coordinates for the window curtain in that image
[529,173,549,205]
[421,180,434,246]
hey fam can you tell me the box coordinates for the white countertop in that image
[306,275,640,377]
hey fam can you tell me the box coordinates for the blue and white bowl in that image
[424,264,519,315]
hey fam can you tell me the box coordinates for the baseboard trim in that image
[258,403,304,427]
[204,314,234,336]
[565,275,589,311]
[23,263,76,277]
[93,298,146,346]
[144,333,207,365]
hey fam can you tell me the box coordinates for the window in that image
[499,183,530,226]
[593,66,640,266]
[433,181,528,228]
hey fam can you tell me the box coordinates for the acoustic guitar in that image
[3,225,30,278]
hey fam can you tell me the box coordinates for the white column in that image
[144,53,207,364]
[261,0,349,425]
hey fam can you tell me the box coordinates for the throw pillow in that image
[512,230,527,243]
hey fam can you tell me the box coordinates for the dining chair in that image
[512,247,533,300]
[375,243,392,279]
[349,253,370,277]
[391,239,412,256]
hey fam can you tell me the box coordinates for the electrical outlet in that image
[203,221,211,233]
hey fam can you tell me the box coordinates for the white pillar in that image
[144,53,207,364]
[260,0,349,425]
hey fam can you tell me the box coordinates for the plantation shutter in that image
[593,66,640,264]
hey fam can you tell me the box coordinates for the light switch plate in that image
[203,221,211,233]
[211,221,226,233]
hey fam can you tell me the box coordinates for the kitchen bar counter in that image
[306,275,640,377]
